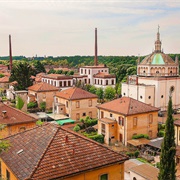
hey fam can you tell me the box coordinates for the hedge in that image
[132,134,149,139]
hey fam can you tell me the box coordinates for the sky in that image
[0,0,180,57]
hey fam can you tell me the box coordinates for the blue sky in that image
[0,0,180,57]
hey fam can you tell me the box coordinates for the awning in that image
[127,138,150,147]
[56,119,75,125]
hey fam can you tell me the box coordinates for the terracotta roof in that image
[174,120,180,126]
[56,87,97,100]
[28,82,59,92]
[0,103,37,125]
[124,160,139,173]
[97,97,159,116]
[130,163,159,180]
[42,74,73,80]
[0,76,9,83]
[99,118,117,124]
[94,72,115,78]
[0,123,128,180]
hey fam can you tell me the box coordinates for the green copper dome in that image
[151,53,165,65]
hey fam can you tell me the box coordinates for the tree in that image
[96,87,104,102]
[89,85,97,94]
[33,60,46,74]
[104,86,115,101]
[158,96,176,180]
[9,62,34,90]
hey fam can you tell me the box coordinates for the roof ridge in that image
[70,87,77,99]
[127,97,132,115]
[29,124,60,179]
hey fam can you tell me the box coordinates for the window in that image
[76,101,80,108]
[101,80,102,85]
[95,79,97,84]
[76,113,80,120]
[123,93,126,96]
[88,79,90,84]
[149,114,153,124]
[82,112,86,116]
[100,174,108,180]
[89,100,92,107]
[64,81,66,87]
[140,96,142,99]
[112,79,114,85]
[112,125,114,128]
[89,70,90,74]
[68,81,71,86]
[85,69,87,74]
[133,178,137,180]
[118,117,124,126]
[66,101,68,108]
[106,80,108,85]
[6,169,10,180]
[133,117,137,126]
[101,123,105,135]
[89,111,92,118]
[59,81,62,87]
[101,111,104,118]
[85,79,87,84]
[110,113,113,117]
[149,130,152,138]
[161,95,163,98]
[81,69,83,74]
[148,96,151,99]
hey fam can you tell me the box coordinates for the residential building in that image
[41,74,73,90]
[0,103,37,138]
[54,87,98,120]
[28,82,59,109]
[0,123,128,180]
[79,28,116,89]
[122,28,180,111]
[97,97,159,145]
[0,76,10,89]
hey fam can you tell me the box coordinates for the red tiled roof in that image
[174,120,180,126]
[0,76,9,83]
[56,87,97,100]
[97,97,159,116]
[28,82,59,92]
[94,72,116,78]
[42,74,73,80]
[0,123,128,180]
[0,103,37,125]
[130,163,159,180]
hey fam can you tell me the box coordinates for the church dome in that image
[137,26,179,77]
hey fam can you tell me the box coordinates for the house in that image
[54,87,98,120]
[0,123,128,180]
[41,73,73,90]
[122,28,180,111]
[97,97,159,145]
[79,28,116,88]
[0,103,37,138]
[129,163,159,180]
[28,82,59,110]
[0,76,10,89]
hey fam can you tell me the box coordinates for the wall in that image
[175,125,180,146]
[0,122,36,138]
[65,163,124,180]
[0,158,18,180]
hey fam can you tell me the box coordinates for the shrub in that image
[158,130,165,137]
[126,152,134,158]
[73,125,80,132]
[16,96,24,110]
[158,123,165,131]
[80,116,98,128]
[36,120,43,126]
[134,150,140,158]
[156,162,160,169]
[27,102,38,109]
[40,102,46,111]
[132,134,149,139]
[88,134,104,143]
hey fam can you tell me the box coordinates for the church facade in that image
[122,28,180,111]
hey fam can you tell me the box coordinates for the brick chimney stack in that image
[9,35,12,71]
[94,28,98,66]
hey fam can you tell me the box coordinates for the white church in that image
[122,28,180,111]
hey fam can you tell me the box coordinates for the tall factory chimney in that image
[9,35,12,71]
[94,28,98,66]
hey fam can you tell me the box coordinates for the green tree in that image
[158,96,176,180]
[89,85,97,94]
[48,68,56,74]
[33,60,46,74]
[96,87,104,102]
[40,102,46,111]
[9,62,34,90]
[104,86,115,101]
[16,96,24,110]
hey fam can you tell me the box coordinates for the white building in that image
[79,28,116,89]
[122,28,180,111]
